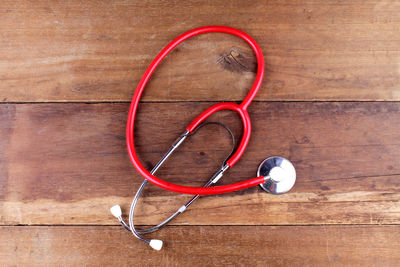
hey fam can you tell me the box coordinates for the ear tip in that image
[149,239,163,250]
[110,205,122,218]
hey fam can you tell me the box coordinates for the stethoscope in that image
[110,26,296,250]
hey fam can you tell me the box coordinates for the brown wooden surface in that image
[1,0,400,102]
[1,1,400,266]
[1,102,400,226]
[1,226,399,267]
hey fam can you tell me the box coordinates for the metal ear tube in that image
[111,123,232,250]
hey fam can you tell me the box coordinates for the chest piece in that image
[257,156,296,194]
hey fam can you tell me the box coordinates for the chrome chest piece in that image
[257,156,296,194]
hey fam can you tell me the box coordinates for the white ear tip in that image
[110,205,122,218]
[149,239,163,250]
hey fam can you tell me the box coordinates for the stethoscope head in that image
[257,157,296,194]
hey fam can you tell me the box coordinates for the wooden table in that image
[1,1,399,266]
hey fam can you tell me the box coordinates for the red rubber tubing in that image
[186,102,250,167]
[126,26,265,195]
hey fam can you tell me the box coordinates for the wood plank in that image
[1,0,400,102]
[1,102,399,225]
[1,225,399,266]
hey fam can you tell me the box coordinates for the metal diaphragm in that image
[257,156,296,194]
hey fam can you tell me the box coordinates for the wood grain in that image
[2,1,399,265]
[1,102,399,225]
[1,225,399,267]
[1,0,400,102]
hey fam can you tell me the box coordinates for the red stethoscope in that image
[111,26,296,250]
